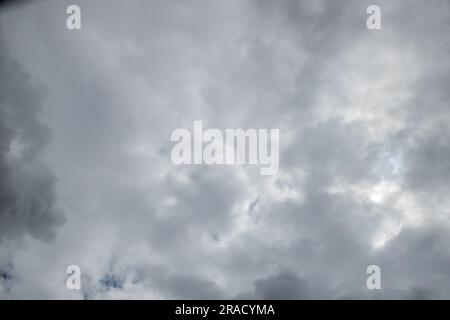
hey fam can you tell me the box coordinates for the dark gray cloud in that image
[0,258,14,294]
[0,35,64,245]
[252,270,311,300]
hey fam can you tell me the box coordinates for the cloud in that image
[0,35,64,246]
[252,270,311,300]
[0,256,14,294]
[0,0,449,299]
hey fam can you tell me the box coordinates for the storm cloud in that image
[0,35,64,245]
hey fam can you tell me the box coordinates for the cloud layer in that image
[0,0,450,299]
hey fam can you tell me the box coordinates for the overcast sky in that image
[1,0,450,299]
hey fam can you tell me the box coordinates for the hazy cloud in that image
[0,0,449,299]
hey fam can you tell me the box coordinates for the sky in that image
[0,0,450,299]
